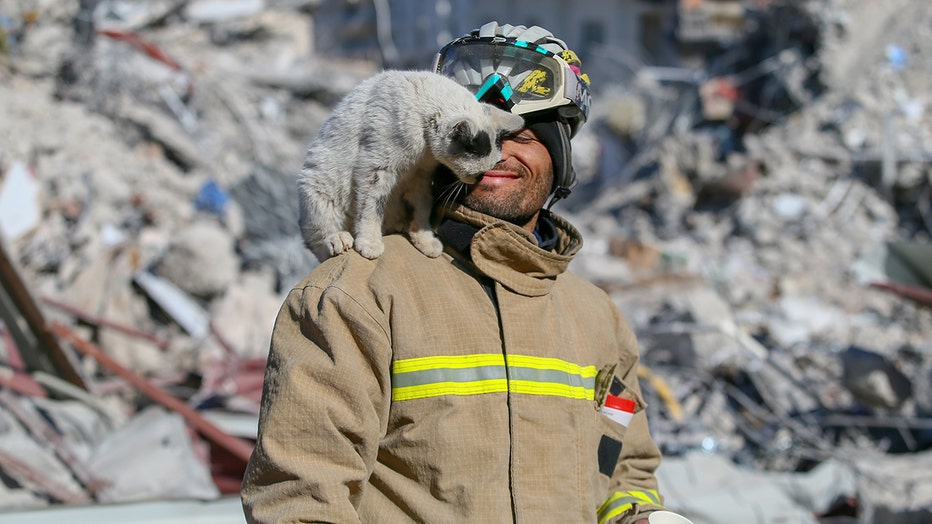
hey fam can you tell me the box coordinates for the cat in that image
[297,70,525,262]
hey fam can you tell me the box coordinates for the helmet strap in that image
[546,120,575,210]
[547,185,572,210]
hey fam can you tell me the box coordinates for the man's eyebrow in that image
[511,129,538,139]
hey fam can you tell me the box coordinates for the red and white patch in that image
[601,394,636,427]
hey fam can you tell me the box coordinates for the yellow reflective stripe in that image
[393,379,508,401]
[392,354,505,373]
[508,355,597,400]
[391,354,597,401]
[597,489,662,524]
[507,354,598,377]
[509,380,594,400]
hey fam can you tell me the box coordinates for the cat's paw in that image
[325,232,355,256]
[409,231,444,258]
[354,236,385,259]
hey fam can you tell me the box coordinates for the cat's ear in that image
[487,106,525,134]
[447,117,478,142]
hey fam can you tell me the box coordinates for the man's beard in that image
[458,161,554,227]
[461,191,540,226]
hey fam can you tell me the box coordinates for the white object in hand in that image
[648,510,694,524]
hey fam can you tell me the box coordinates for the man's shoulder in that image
[554,270,619,314]
[297,234,444,287]
[285,235,463,321]
[558,270,608,296]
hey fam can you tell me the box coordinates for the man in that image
[242,22,672,524]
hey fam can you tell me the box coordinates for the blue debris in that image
[885,44,908,70]
[194,180,230,216]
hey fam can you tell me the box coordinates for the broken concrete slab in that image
[86,406,219,503]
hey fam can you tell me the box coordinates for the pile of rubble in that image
[562,0,932,521]
[0,0,929,522]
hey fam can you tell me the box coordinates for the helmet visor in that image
[433,38,590,122]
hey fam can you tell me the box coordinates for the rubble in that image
[0,0,929,522]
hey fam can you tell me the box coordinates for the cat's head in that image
[431,105,525,184]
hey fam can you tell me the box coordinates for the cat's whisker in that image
[439,184,454,208]
[447,182,467,209]
[452,182,466,206]
[435,181,464,209]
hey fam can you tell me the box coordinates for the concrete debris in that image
[0,162,41,242]
[133,270,212,340]
[85,406,220,503]
[153,220,241,300]
[0,494,246,523]
[0,0,929,522]
[656,451,859,524]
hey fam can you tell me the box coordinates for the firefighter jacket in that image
[241,204,666,523]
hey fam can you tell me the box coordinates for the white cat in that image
[297,70,525,261]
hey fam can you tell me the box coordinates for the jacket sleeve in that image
[241,274,393,524]
[599,308,666,524]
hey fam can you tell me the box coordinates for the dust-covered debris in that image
[0,0,929,522]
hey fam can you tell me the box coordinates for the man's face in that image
[461,128,554,232]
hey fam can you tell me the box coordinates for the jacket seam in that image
[298,281,391,341]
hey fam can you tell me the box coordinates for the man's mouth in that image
[481,169,521,180]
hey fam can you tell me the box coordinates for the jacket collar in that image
[436,204,583,297]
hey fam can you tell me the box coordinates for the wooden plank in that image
[0,242,87,390]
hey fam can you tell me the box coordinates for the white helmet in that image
[432,22,592,202]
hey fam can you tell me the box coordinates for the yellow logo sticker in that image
[517,70,551,96]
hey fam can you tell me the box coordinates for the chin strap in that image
[546,119,576,210]
[547,185,572,210]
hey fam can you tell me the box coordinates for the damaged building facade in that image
[0,0,930,522]
[311,0,754,81]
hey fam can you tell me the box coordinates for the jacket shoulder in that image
[293,235,444,292]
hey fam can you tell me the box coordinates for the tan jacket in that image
[241,205,665,523]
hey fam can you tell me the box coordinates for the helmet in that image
[432,22,591,137]
[432,22,592,203]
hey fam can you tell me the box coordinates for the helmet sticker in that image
[517,69,552,97]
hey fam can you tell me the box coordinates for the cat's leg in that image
[306,211,353,259]
[319,198,353,257]
[405,174,444,258]
[353,169,393,259]
[302,192,354,258]
[323,231,355,257]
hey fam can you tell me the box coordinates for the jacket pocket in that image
[594,376,644,478]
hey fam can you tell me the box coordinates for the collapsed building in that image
[0,0,929,522]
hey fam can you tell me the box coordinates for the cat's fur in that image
[297,70,525,261]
